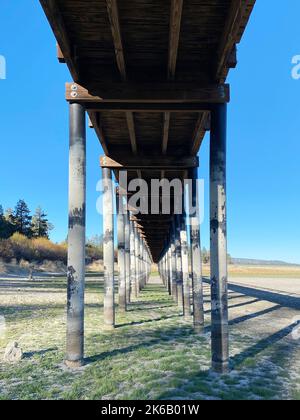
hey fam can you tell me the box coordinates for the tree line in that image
[0,200,53,240]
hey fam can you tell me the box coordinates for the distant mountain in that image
[231,258,300,267]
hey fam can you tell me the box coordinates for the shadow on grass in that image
[230,322,298,368]
[116,314,181,328]
[204,277,300,310]
[84,324,197,365]
[228,283,300,310]
[23,347,58,359]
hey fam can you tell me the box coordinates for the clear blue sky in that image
[0,1,299,263]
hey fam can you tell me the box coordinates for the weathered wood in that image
[168,0,183,79]
[162,112,171,154]
[40,0,79,81]
[106,0,126,81]
[215,0,256,81]
[85,103,212,112]
[66,103,86,368]
[66,82,230,104]
[41,0,254,86]
[126,112,138,154]
[190,112,210,155]
[57,43,65,63]
[100,155,198,170]
[88,112,110,156]
[210,103,229,374]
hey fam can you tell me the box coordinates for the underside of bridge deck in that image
[40,0,255,373]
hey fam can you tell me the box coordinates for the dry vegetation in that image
[202,264,300,279]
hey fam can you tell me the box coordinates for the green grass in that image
[0,274,299,400]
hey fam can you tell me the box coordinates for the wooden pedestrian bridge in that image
[40,0,256,373]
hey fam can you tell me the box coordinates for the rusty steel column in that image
[125,209,131,304]
[117,193,126,312]
[180,209,191,320]
[66,103,86,368]
[175,214,183,310]
[210,103,229,374]
[130,219,137,298]
[102,167,115,330]
[189,167,204,333]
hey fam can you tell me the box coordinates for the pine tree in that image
[14,200,32,237]
[0,206,15,239]
[31,207,53,238]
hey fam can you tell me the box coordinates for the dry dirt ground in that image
[0,271,299,400]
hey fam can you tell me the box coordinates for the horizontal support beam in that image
[85,103,213,112]
[66,83,230,104]
[100,155,198,170]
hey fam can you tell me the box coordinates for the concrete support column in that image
[171,221,178,301]
[180,209,191,319]
[139,237,144,290]
[167,247,172,296]
[210,103,229,374]
[117,193,126,312]
[130,219,137,298]
[102,167,115,330]
[134,225,140,297]
[189,167,204,333]
[125,210,131,304]
[66,103,86,368]
[175,214,183,309]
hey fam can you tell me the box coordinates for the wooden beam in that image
[85,103,212,112]
[162,112,171,155]
[88,112,110,156]
[168,0,183,80]
[100,155,198,170]
[106,0,126,81]
[40,0,79,81]
[57,43,65,63]
[66,82,230,104]
[162,0,183,170]
[126,112,138,154]
[190,112,210,155]
[215,0,255,82]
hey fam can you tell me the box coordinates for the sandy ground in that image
[229,277,300,297]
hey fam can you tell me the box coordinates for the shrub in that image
[32,237,67,263]
[0,239,14,261]
[9,233,34,262]
[0,233,67,263]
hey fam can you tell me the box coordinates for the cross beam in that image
[100,156,198,170]
[66,83,230,104]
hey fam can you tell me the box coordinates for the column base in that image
[65,359,84,369]
[212,361,229,374]
[193,324,204,334]
[118,307,126,314]
[103,324,115,332]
